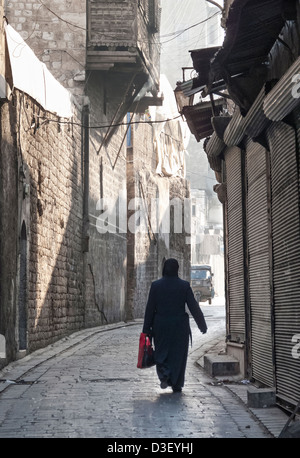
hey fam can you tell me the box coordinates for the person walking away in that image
[142,258,207,393]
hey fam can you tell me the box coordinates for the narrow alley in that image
[0,1,299,445]
[0,304,287,441]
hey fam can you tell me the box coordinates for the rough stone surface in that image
[0,313,279,439]
[0,89,85,363]
[204,354,240,377]
[247,387,276,408]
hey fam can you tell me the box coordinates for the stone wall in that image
[0,75,190,366]
[129,113,191,318]
[0,88,19,363]
[5,0,86,97]
[83,73,191,323]
[88,0,136,46]
[84,71,128,326]
[0,89,84,360]
[1,1,189,364]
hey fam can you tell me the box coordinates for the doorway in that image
[18,222,27,350]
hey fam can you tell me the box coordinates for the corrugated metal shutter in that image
[267,122,300,405]
[246,139,274,387]
[225,146,245,342]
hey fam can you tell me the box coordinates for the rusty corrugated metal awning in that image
[177,77,206,98]
[212,0,285,76]
[176,47,221,98]
[182,99,224,142]
[210,0,286,112]
[190,46,221,82]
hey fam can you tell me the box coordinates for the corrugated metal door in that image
[225,146,245,342]
[246,139,274,387]
[267,122,300,405]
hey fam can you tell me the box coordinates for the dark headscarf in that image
[162,258,179,277]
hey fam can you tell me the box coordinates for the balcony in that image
[87,0,160,89]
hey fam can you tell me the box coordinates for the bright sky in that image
[160,0,225,87]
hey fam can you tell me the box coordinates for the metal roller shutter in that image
[225,146,245,342]
[246,139,274,387]
[267,122,300,406]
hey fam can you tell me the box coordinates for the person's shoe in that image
[160,380,169,389]
[172,386,182,393]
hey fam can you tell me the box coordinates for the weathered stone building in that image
[0,0,190,366]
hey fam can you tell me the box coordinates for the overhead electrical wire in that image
[33,113,183,130]
[28,1,221,46]
[37,0,86,31]
[10,2,222,131]
[18,91,184,130]
[159,11,220,44]
[6,2,221,71]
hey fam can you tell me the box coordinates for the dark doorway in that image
[18,222,27,350]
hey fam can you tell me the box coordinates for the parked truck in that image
[191,265,214,304]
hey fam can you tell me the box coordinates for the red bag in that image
[137,332,155,369]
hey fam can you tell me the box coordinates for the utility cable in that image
[33,110,183,130]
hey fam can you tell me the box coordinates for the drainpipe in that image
[82,98,90,252]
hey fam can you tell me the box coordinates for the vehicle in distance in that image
[191,264,214,304]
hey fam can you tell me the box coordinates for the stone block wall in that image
[88,0,136,47]
[5,0,86,97]
[84,72,128,326]
[130,113,191,318]
[0,89,85,357]
[0,79,190,364]
[0,91,19,363]
[1,0,188,363]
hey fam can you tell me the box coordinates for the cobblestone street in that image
[0,0,299,450]
[0,305,287,441]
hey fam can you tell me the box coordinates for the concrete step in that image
[204,353,240,377]
[247,386,276,408]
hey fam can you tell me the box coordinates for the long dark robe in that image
[142,275,207,389]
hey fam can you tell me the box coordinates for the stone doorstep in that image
[203,353,240,377]
[247,386,276,409]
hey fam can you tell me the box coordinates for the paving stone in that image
[0,319,287,438]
